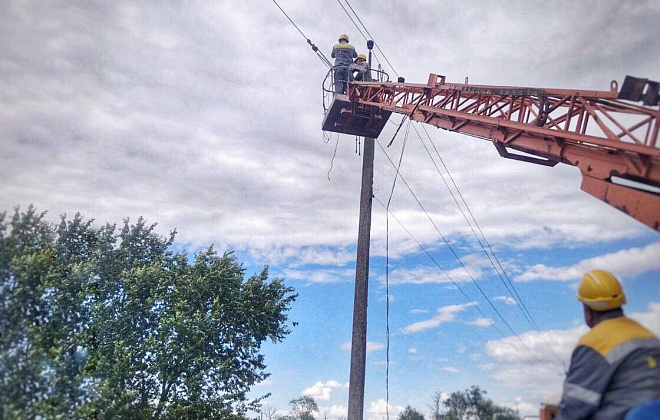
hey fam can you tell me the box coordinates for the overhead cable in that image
[373,194,531,359]
[336,0,399,78]
[383,119,410,420]
[416,123,566,365]
[271,0,332,68]
[375,139,550,365]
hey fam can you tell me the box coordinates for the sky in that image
[1,0,659,418]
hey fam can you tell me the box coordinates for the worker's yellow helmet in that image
[356,54,367,61]
[577,269,627,311]
[339,33,349,42]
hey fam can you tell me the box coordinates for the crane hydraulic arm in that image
[322,74,660,232]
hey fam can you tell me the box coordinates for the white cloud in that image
[483,302,660,399]
[442,367,460,373]
[500,396,540,417]
[371,360,396,366]
[1,0,655,262]
[410,309,430,314]
[386,265,466,285]
[3,1,659,418]
[385,254,493,285]
[301,380,348,401]
[340,341,384,353]
[494,296,517,305]
[367,398,404,420]
[402,303,476,334]
[408,348,417,354]
[467,317,494,327]
[516,242,660,282]
[378,293,395,303]
[283,267,355,284]
[629,302,660,336]
[367,342,385,353]
[318,404,348,418]
[254,379,274,387]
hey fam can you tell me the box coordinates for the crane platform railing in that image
[322,66,392,138]
[321,74,660,231]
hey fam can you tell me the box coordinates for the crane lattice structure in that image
[322,74,660,231]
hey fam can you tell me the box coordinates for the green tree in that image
[289,396,319,420]
[0,206,298,419]
[274,396,319,420]
[444,391,469,420]
[399,405,426,420]
[431,386,520,420]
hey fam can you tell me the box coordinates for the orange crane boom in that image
[322,74,660,232]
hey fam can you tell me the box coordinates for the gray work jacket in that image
[558,316,660,420]
[331,42,357,67]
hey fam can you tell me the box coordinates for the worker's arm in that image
[557,345,612,420]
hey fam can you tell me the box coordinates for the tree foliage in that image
[430,386,520,420]
[0,206,298,419]
[276,396,319,420]
[399,405,426,420]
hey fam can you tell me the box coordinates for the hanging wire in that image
[375,139,550,365]
[373,194,528,357]
[416,124,566,366]
[341,0,399,77]
[327,135,340,180]
[330,0,565,404]
[333,0,564,404]
[336,0,369,43]
[272,0,332,68]
[335,0,387,76]
[383,120,411,420]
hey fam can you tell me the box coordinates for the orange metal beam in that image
[334,74,660,232]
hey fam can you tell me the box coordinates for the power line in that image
[415,123,566,365]
[335,0,563,382]
[336,0,369,44]
[373,195,530,358]
[375,139,549,364]
[384,120,410,420]
[413,124,534,319]
[271,0,332,68]
[336,0,399,78]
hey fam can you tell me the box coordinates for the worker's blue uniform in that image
[558,315,660,420]
[331,42,357,94]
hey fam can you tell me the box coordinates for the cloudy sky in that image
[2,0,659,418]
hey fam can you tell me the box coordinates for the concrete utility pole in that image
[347,40,375,420]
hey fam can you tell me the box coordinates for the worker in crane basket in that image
[557,269,660,420]
[349,54,371,82]
[331,33,357,94]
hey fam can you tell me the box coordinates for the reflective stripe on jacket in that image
[331,42,357,67]
[558,316,660,420]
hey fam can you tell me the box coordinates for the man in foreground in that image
[558,269,660,419]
